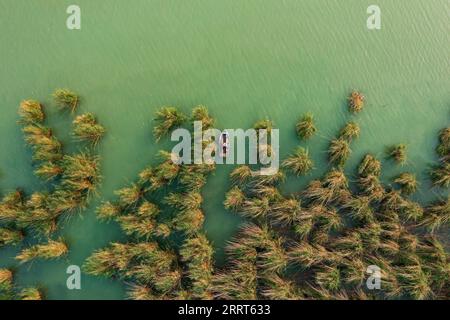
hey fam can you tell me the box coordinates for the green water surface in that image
[0,0,449,299]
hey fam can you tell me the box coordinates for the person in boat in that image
[220,131,229,157]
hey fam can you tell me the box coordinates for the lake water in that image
[0,0,449,299]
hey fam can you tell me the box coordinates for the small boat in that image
[219,130,229,157]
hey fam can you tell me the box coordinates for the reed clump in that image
[53,89,79,112]
[420,198,450,233]
[224,186,246,211]
[18,100,45,124]
[179,234,214,299]
[0,227,23,247]
[430,126,450,188]
[84,106,219,300]
[339,122,360,141]
[96,201,121,221]
[430,162,450,188]
[73,113,106,146]
[296,112,316,140]
[22,124,63,162]
[216,108,449,301]
[16,238,68,263]
[387,144,407,165]
[0,190,24,223]
[0,269,13,300]
[282,147,314,176]
[230,165,253,186]
[47,97,447,301]
[358,154,381,177]
[394,173,418,195]
[153,106,186,141]
[7,91,104,238]
[436,128,450,158]
[253,119,273,133]
[329,138,351,167]
[59,153,101,199]
[1,89,103,300]
[19,287,43,300]
[84,242,181,298]
[34,162,64,181]
[348,91,365,113]
[191,105,215,130]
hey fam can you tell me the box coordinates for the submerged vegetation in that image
[5,91,104,236]
[1,91,449,300]
[0,89,104,299]
[0,268,43,300]
[218,93,449,300]
[84,106,216,299]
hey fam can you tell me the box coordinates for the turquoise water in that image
[0,0,449,299]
